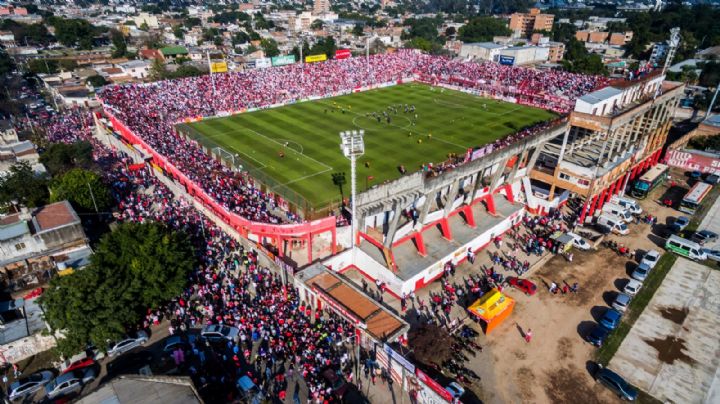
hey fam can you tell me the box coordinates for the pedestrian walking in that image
[525,328,533,343]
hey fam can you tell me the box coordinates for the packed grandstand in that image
[96,50,608,226]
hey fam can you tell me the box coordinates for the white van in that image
[610,195,642,215]
[665,235,707,260]
[601,203,634,223]
[597,214,630,235]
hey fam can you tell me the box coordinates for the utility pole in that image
[206,50,216,95]
[87,182,99,214]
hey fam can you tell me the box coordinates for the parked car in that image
[669,216,690,233]
[163,334,197,353]
[107,330,149,357]
[566,232,592,250]
[61,357,96,375]
[705,174,720,185]
[631,263,651,282]
[106,351,154,378]
[640,250,660,269]
[322,368,349,398]
[612,293,632,312]
[44,368,97,399]
[624,279,642,296]
[692,230,719,245]
[702,248,720,262]
[8,370,54,401]
[507,277,537,295]
[201,324,240,343]
[599,308,623,330]
[445,381,465,400]
[690,170,702,180]
[595,366,638,401]
[587,324,611,347]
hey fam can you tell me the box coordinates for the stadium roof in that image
[578,86,623,105]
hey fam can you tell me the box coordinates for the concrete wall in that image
[1,332,57,364]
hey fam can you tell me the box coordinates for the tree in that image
[47,16,100,49]
[110,29,127,58]
[331,172,346,200]
[28,59,59,74]
[0,161,49,209]
[139,22,150,31]
[458,17,511,42]
[352,23,364,37]
[86,75,108,88]
[39,141,94,176]
[232,31,250,45]
[311,19,324,30]
[173,25,185,40]
[149,58,168,81]
[699,61,720,88]
[50,168,111,212]
[409,324,452,367]
[58,59,78,72]
[445,26,457,38]
[40,222,195,357]
[260,38,280,57]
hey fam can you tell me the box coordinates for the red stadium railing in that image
[105,111,337,265]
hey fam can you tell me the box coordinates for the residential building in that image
[0,121,45,176]
[459,42,506,61]
[0,201,91,292]
[509,8,554,38]
[133,12,159,29]
[609,32,633,46]
[159,46,189,62]
[313,0,331,15]
[0,30,14,46]
[0,6,28,15]
[496,45,549,66]
[119,60,151,80]
[546,42,565,63]
[288,11,314,32]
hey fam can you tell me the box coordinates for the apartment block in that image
[509,8,554,38]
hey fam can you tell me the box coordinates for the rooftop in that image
[31,201,80,233]
[577,86,623,105]
[299,264,408,342]
[78,376,202,404]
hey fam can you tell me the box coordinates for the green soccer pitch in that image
[181,83,556,210]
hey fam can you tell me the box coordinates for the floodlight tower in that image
[340,130,365,248]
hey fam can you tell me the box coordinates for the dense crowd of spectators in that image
[98,51,607,225]
[41,112,360,403]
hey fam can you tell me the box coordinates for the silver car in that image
[201,324,240,343]
[612,293,632,312]
[44,368,97,399]
[702,248,720,262]
[107,330,149,357]
[8,370,54,401]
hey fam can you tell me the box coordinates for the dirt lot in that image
[463,179,687,404]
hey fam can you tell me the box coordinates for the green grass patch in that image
[182,83,555,210]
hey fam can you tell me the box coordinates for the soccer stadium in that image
[178,83,556,212]
[98,49,614,278]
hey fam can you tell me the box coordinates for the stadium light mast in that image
[340,130,365,249]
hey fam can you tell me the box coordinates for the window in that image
[577,179,590,187]
[559,173,571,180]
[14,242,25,251]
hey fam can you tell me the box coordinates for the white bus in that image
[679,182,712,214]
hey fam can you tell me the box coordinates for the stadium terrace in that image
[98,50,607,229]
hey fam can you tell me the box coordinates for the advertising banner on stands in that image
[335,49,351,59]
[255,58,272,69]
[210,61,228,73]
[498,55,515,66]
[271,54,296,66]
[414,368,452,403]
[305,54,327,63]
[666,149,720,174]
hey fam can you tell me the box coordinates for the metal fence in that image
[175,123,342,219]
